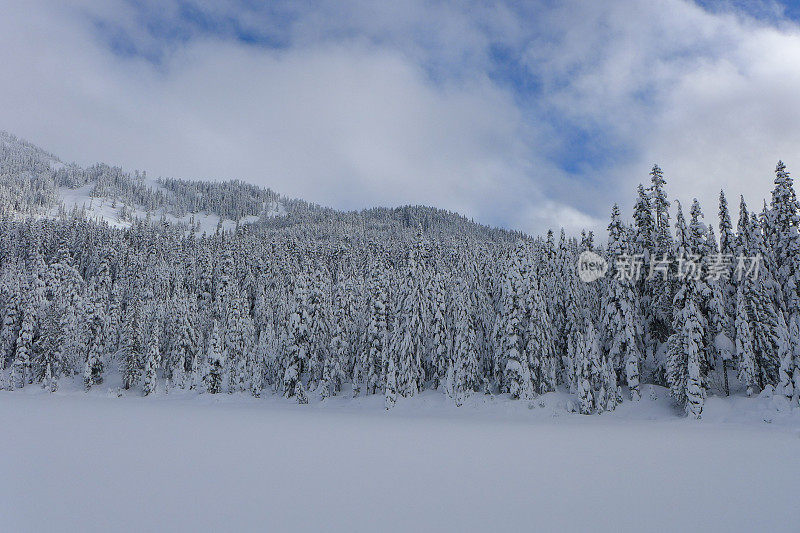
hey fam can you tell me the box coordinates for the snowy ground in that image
[55,184,284,234]
[1,384,799,532]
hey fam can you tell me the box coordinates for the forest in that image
[1,132,798,419]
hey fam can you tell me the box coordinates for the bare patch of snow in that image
[53,183,283,235]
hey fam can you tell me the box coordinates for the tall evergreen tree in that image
[667,201,709,416]
[603,204,643,400]
[391,247,428,398]
[9,302,35,389]
[142,333,159,396]
[649,164,674,341]
[767,161,800,402]
[283,277,310,399]
[735,287,757,396]
[499,244,532,400]
[204,321,225,394]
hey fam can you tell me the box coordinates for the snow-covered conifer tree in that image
[9,303,35,389]
[120,305,144,390]
[168,298,196,390]
[649,165,674,341]
[384,356,398,410]
[667,201,709,414]
[685,301,706,419]
[358,267,389,396]
[525,277,556,394]
[735,287,757,396]
[283,276,310,399]
[767,161,800,401]
[205,321,225,394]
[603,204,643,400]
[391,247,428,398]
[142,333,159,396]
[429,273,450,388]
[449,283,480,405]
[294,380,309,404]
[322,299,347,398]
[499,244,532,400]
[575,327,593,414]
[0,285,20,369]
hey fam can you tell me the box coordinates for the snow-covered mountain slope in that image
[55,183,283,235]
[0,131,287,235]
[0,130,520,242]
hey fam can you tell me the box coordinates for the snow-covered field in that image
[2,386,799,532]
[55,184,284,234]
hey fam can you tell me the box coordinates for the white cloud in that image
[643,19,800,219]
[0,0,590,234]
[522,0,800,230]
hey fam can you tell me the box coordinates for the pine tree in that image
[83,298,106,390]
[306,267,330,386]
[0,283,20,369]
[633,184,655,255]
[649,164,674,341]
[33,302,62,390]
[362,268,388,395]
[120,306,144,390]
[168,298,196,390]
[526,278,556,394]
[254,325,279,394]
[499,244,532,400]
[685,300,706,419]
[322,306,347,399]
[42,360,57,393]
[142,333,159,396]
[716,192,733,263]
[391,247,428,398]
[283,277,309,398]
[767,161,800,401]
[744,216,783,389]
[575,327,593,414]
[59,306,83,376]
[429,274,450,388]
[716,190,737,394]
[575,318,617,414]
[667,201,709,414]
[294,380,309,404]
[248,330,267,398]
[603,204,643,400]
[735,287,757,396]
[555,235,586,393]
[384,355,398,410]
[205,321,225,394]
[449,284,481,405]
[9,303,35,389]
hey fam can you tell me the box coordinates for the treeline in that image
[0,138,798,417]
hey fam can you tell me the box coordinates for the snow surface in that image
[57,184,131,229]
[1,384,799,532]
[55,184,284,235]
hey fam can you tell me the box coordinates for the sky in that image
[2,0,800,236]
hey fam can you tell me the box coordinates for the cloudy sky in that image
[2,0,800,235]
